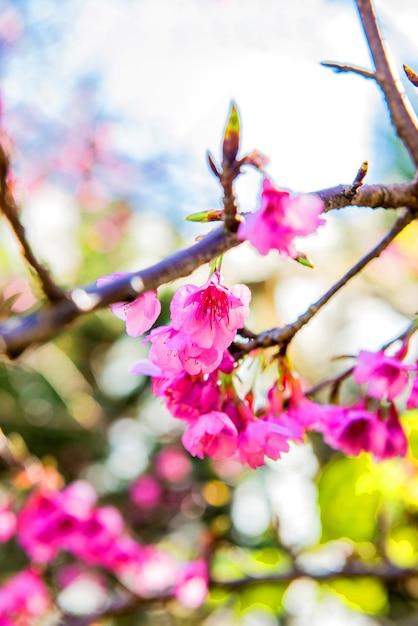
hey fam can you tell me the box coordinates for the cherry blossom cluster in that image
[98,177,418,468]
[0,475,208,623]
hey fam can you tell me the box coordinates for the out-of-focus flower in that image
[130,475,163,509]
[174,560,208,609]
[0,569,50,624]
[238,177,325,258]
[407,373,418,409]
[155,447,192,483]
[97,273,161,337]
[353,349,414,401]
[0,506,16,543]
[120,547,176,597]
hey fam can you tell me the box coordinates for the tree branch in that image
[58,561,418,625]
[234,210,415,356]
[355,0,418,168]
[0,179,416,359]
[0,142,67,302]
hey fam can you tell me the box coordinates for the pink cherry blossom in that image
[170,272,251,351]
[0,506,16,543]
[317,404,407,460]
[407,374,418,409]
[174,560,209,609]
[147,325,224,376]
[182,411,238,459]
[237,177,325,258]
[237,418,295,468]
[120,547,177,597]
[130,475,163,509]
[379,404,408,459]
[0,569,50,623]
[97,273,161,337]
[353,349,414,401]
[155,447,192,482]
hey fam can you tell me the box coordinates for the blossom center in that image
[195,287,229,327]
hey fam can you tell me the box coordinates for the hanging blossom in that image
[97,273,161,337]
[141,272,251,376]
[237,177,325,258]
[353,349,417,402]
[317,402,408,461]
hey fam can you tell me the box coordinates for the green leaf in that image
[323,578,387,614]
[222,102,241,163]
[318,455,380,542]
[238,582,287,614]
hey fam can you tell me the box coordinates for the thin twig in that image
[355,0,418,167]
[0,143,67,302]
[306,318,418,397]
[321,61,376,80]
[234,210,415,356]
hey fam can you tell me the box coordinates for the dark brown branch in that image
[234,210,415,356]
[0,143,67,302]
[318,179,418,212]
[0,179,416,359]
[0,227,241,358]
[355,0,418,168]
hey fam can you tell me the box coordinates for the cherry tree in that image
[0,0,418,624]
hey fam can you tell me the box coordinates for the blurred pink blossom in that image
[174,560,209,609]
[156,447,192,482]
[0,569,50,624]
[130,475,163,509]
[0,506,16,543]
[353,349,414,401]
[407,373,418,409]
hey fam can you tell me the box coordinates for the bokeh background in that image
[1,0,418,624]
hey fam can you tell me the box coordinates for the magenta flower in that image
[182,411,238,459]
[237,418,294,468]
[317,403,407,461]
[130,475,163,509]
[407,374,418,409]
[170,272,251,351]
[97,273,161,337]
[155,447,192,482]
[379,404,408,460]
[237,177,325,258]
[0,569,50,622]
[175,560,209,609]
[319,405,387,458]
[353,349,413,401]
